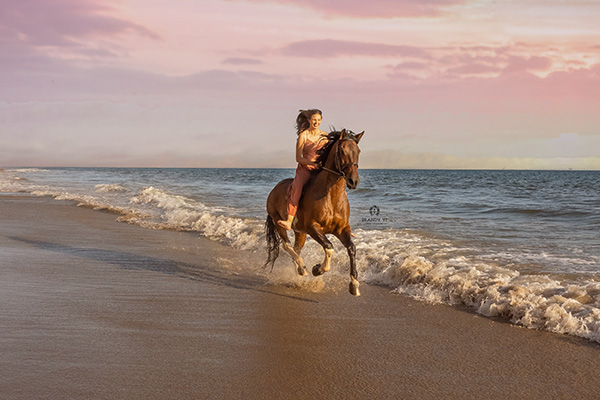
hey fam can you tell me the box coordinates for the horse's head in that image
[330,129,364,190]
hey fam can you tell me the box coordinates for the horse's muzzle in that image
[346,176,359,190]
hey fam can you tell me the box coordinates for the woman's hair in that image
[295,109,322,135]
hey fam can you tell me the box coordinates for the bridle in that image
[321,138,359,178]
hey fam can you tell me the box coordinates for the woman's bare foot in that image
[277,217,293,230]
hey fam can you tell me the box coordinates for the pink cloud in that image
[447,63,502,75]
[222,57,264,65]
[418,44,559,79]
[503,56,553,74]
[279,39,430,58]
[389,61,429,71]
[1,0,159,48]
[566,59,589,68]
[444,53,503,66]
[231,0,466,18]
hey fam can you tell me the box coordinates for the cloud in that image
[231,0,466,18]
[503,55,553,74]
[446,63,502,75]
[278,39,430,58]
[387,44,562,81]
[0,0,159,55]
[0,0,162,94]
[389,61,430,71]
[222,57,264,65]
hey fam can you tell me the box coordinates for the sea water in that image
[1,167,599,342]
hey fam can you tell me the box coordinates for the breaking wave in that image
[95,183,128,193]
[128,186,263,250]
[354,230,600,342]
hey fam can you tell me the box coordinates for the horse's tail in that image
[264,215,281,271]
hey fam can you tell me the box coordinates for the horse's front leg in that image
[277,226,308,276]
[307,223,334,277]
[337,227,360,296]
[292,232,308,276]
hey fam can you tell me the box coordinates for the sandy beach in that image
[1,195,599,399]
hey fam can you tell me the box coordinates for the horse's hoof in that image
[297,265,308,276]
[349,279,361,296]
[312,264,324,276]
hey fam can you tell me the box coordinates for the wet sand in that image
[1,195,599,399]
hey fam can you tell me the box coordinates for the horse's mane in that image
[315,128,358,167]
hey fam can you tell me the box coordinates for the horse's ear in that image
[340,129,347,139]
[355,131,364,143]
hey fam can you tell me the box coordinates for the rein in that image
[321,138,358,178]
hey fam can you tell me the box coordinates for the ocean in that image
[1,167,599,342]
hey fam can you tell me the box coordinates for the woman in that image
[277,109,328,230]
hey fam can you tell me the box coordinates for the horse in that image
[265,129,364,296]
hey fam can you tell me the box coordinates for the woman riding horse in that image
[277,109,329,231]
[265,115,364,296]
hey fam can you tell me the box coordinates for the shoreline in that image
[1,195,599,399]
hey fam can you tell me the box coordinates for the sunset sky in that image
[1,0,599,169]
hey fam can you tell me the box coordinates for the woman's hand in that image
[306,162,320,171]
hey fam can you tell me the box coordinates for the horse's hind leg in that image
[278,227,308,276]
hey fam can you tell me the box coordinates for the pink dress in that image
[286,136,327,217]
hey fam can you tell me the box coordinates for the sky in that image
[1,0,599,169]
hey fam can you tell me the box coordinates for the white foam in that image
[350,227,600,342]
[30,189,144,218]
[95,184,128,193]
[0,170,23,192]
[0,169,50,193]
[129,187,263,250]
[12,168,50,173]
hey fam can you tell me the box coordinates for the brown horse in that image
[265,129,364,296]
